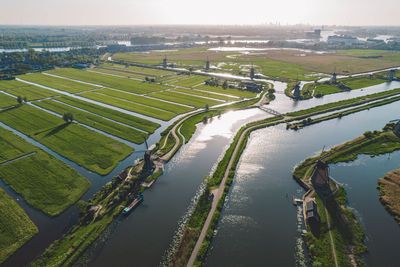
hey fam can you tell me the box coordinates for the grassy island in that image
[378,169,400,225]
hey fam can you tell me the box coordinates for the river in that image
[204,99,400,266]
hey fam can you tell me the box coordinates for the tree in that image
[17,96,23,105]
[222,80,228,89]
[63,112,73,123]
[205,104,209,112]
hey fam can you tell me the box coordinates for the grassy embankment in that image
[287,88,400,118]
[293,127,400,266]
[19,73,100,93]
[46,68,171,94]
[0,126,90,216]
[302,73,388,98]
[0,104,132,175]
[0,187,38,264]
[31,162,149,267]
[378,169,400,225]
[55,96,160,133]
[34,99,148,144]
[289,95,400,129]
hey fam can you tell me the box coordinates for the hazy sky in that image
[1,0,399,26]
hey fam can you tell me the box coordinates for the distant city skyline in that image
[2,0,400,26]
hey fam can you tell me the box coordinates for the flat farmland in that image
[5,84,59,101]
[20,73,100,93]
[173,87,237,101]
[46,68,171,94]
[112,47,400,80]
[0,80,30,90]
[101,62,174,76]
[194,84,256,98]
[80,91,176,120]
[55,96,160,133]
[0,92,18,108]
[35,99,148,144]
[169,75,209,87]
[96,88,194,114]
[0,125,36,163]
[149,90,222,108]
[0,150,90,216]
[92,68,147,80]
[0,104,132,175]
[0,187,38,264]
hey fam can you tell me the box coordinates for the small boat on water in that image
[122,194,143,216]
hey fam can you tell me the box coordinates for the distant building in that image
[305,29,321,39]
[244,81,261,93]
[163,57,167,68]
[389,69,396,81]
[332,72,337,83]
[311,160,332,198]
[250,66,255,80]
[293,83,301,99]
[305,199,320,223]
[328,35,359,45]
[143,150,154,173]
[205,58,210,71]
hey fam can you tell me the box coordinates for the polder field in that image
[112,47,400,81]
[0,124,90,263]
[0,63,260,264]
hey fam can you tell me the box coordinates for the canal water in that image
[204,100,400,266]
[1,78,399,266]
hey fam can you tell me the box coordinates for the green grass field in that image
[0,104,132,175]
[55,96,160,133]
[174,87,237,101]
[92,68,147,80]
[170,75,209,87]
[34,100,148,144]
[341,76,386,89]
[0,187,38,264]
[46,68,171,94]
[96,88,193,114]
[0,93,18,108]
[194,84,256,98]
[0,126,36,163]
[6,85,59,101]
[0,151,90,216]
[149,90,222,108]
[0,80,30,90]
[305,75,388,97]
[20,73,100,93]
[101,62,174,76]
[80,91,176,121]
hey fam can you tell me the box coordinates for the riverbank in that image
[378,169,400,225]
[174,102,400,266]
[292,125,400,266]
